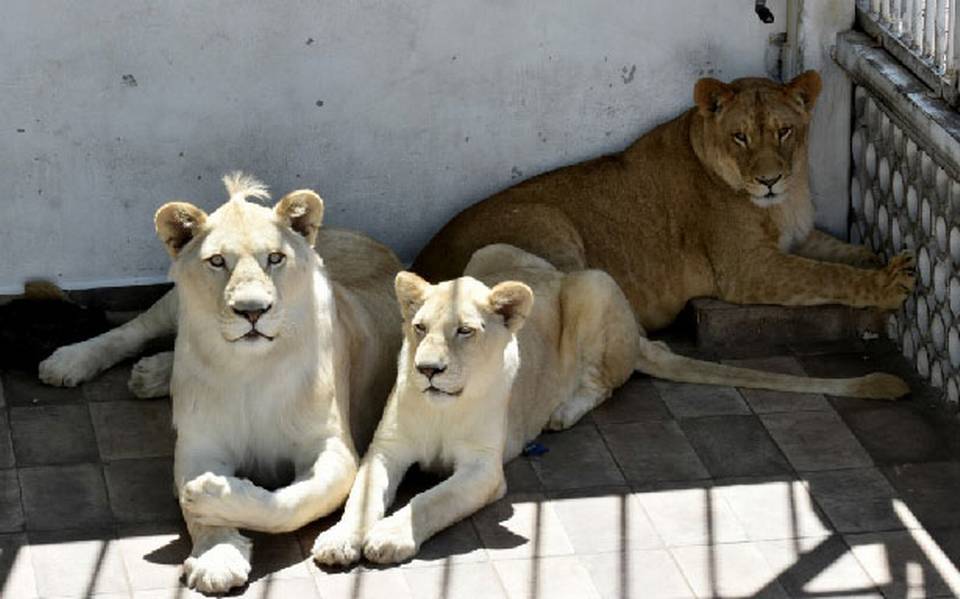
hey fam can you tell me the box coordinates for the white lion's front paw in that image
[128,353,173,398]
[181,473,234,525]
[362,516,418,564]
[38,341,104,387]
[312,523,364,566]
[546,397,595,431]
[183,541,251,593]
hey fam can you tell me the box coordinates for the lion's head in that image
[691,70,822,207]
[155,172,325,351]
[393,271,533,403]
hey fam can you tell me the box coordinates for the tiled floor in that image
[2,339,960,598]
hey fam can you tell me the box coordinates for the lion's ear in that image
[489,281,534,333]
[694,78,735,116]
[275,189,324,246]
[395,271,430,321]
[155,202,208,258]
[785,70,822,111]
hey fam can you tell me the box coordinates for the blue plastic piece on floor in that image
[522,441,549,457]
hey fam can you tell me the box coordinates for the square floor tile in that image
[27,529,130,597]
[246,531,312,582]
[311,565,415,599]
[601,421,708,483]
[116,523,190,591]
[2,371,84,406]
[847,530,960,598]
[19,463,111,530]
[634,483,748,547]
[0,470,23,532]
[530,427,624,490]
[653,381,750,418]
[760,410,873,471]
[89,400,174,460]
[403,561,507,599]
[493,555,602,599]
[681,415,792,478]
[756,535,880,597]
[0,412,14,469]
[235,577,321,598]
[402,517,487,568]
[0,533,37,599]
[883,461,960,529]
[471,493,574,560]
[670,542,789,598]
[581,549,694,599]
[504,458,542,494]
[803,468,907,533]
[723,356,831,413]
[715,477,832,541]
[548,487,662,554]
[81,364,140,402]
[104,458,179,523]
[10,404,98,465]
[840,404,952,465]
[592,376,671,424]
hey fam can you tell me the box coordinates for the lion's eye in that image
[207,254,226,268]
[457,326,475,337]
[778,126,793,141]
[732,132,748,146]
[268,252,286,266]
[413,323,426,335]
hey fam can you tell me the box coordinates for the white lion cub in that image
[312,243,641,565]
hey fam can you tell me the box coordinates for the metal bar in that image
[926,0,938,60]
[936,0,949,71]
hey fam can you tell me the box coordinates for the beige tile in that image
[670,543,789,598]
[847,530,960,598]
[756,535,879,597]
[403,561,507,599]
[581,549,695,599]
[28,529,130,597]
[472,493,574,560]
[117,524,190,591]
[493,555,602,599]
[311,565,414,599]
[548,487,662,554]
[634,484,748,547]
[0,533,38,599]
[715,477,832,541]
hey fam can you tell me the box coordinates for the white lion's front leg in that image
[363,456,503,564]
[182,517,252,594]
[39,289,177,387]
[128,351,174,398]
[312,443,413,566]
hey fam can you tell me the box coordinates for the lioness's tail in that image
[635,338,909,400]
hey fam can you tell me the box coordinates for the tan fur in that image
[412,71,914,333]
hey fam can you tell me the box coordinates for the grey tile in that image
[104,458,179,523]
[548,487,662,554]
[653,380,749,419]
[847,530,960,597]
[116,523,190,591]
[89,400,174,460]
[530,427,624,490]
[27,529,130,597]
[670,542,790,598]
[760,410,873,471]
[723,356,831,413]
[757,535,880,597]
[681,415,792,478]
[504,458,542,493]
[581,549,694,599]
[82,364,140,402]
[10,404,98,465]
[492,555,602,599]
[592,376,671,424]
[883,461,960,529]
[600,421,708,483]
[403,516,487,567]
[803,468,907,533]
[634,482,749,547]
[0,533,38,599]
[19,463,112,530]
[246,531,311,582]
[2,371,84,406]
[0,376,5,407]
[471,492,574,560]
[403,561,507,599]
[715,477,832,541]
[0,412,13,469]
[840,404,952,465]
[0,470,23,532]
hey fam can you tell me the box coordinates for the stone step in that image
[688,298,887,351]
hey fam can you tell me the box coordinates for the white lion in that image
[311,243,909,565]
[39,173,402,593]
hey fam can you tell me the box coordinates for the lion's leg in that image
[312,442,415,566]
[180,436,357,535]
[362,457,503,565]
[128,351,174,398]
[717,250,914,310]
[793,229,883,268]
[39,289,178,387]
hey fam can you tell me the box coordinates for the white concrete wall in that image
[0,0,793,293]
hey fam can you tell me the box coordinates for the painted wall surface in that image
[0,0,797,293]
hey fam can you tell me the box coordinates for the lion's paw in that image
[362,516,418,564]
[128,353,173,398]
[851,245,885,268]
[876,251,916,310]
[546,397,595,431]
[183,541,251,594]
[181,473,235,524]
[312,523,364,566]
[38,342,103,387]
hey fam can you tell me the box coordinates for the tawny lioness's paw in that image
[312,523,364,566]
[128,353,172,398]
[875,252,916,310]
[183,539,252,593]
[362,515,418,564]
[851,245,885,268]
[38,341,103,387]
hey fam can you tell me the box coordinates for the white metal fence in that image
[858,0,960,101]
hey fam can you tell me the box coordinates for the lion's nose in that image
[756,174,782,188]
[417,364,447,379]
[233,304,272,324]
